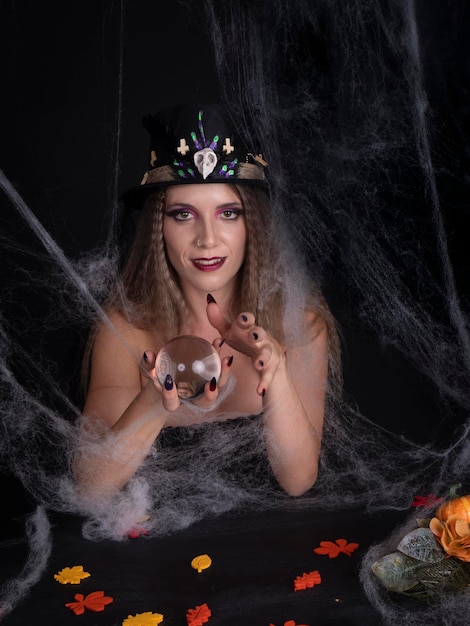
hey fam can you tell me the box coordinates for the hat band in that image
[141,162,266,186]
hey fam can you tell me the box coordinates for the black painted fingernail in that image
[207,293,216,304]
[210,377,217,391]
[252,332,259,341]
[241,314,248,322]
[227,355,234,367]
[165,374,173,391]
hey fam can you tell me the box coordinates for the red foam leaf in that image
[65,590,113,615]
[313,538,359,558]
[293,570,322,591]
[128,527,149,539]
[411,494,443,508]
[186,603,211,626]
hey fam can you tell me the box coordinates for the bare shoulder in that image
[93,310,158,353]
[87,311,156,392]
[82,311,158,426]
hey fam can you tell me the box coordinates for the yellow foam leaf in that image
[53,565,91,585]
[191,553,212,573]
[122,611,164,626]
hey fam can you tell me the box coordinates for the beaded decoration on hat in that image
[121,104,267,209]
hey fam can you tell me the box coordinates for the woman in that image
[73,104,339,503]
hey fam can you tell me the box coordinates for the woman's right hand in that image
[138,342,233,411]
[138,350,180,411]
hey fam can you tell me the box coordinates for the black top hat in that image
[121,104,267,209]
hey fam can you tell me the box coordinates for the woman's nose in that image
[195,219,218,248]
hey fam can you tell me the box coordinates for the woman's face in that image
[163,183,247,300]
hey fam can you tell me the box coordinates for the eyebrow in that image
[165,201,244,210]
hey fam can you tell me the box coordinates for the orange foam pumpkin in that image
[436,494,470,524]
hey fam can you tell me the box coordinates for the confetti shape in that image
[54,565,91,584]
[269,619,308,626]
[186,603,211,626]
[412,494,443,508]
[65,590,113,615]
[128,527,149,539]
[191,554,212,573]
[126,515,151,538]
[122,611,164,626]
[313,538,359,558]
[293,570,322,591]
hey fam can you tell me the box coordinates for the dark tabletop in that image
[0,504,415,626]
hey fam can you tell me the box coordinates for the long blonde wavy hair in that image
[83,184,341,389]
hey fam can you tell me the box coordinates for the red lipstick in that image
[192,257,225,271]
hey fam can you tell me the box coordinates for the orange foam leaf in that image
[65,590,113,615]
[186,602,211,626]
[293,570,322,591]
[313,538,359,558]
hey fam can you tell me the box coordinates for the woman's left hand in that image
[206,297,285,396]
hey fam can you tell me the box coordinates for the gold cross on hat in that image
[222,138,234,155]
[177,138,190,155]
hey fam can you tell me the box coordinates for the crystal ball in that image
[155,335,221,400]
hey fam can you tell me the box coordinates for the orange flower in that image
[429,515,470,562]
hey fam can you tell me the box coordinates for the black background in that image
[0,0,469,515]
[0,4,469,625]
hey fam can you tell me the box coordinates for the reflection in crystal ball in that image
[155,335,222,400]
